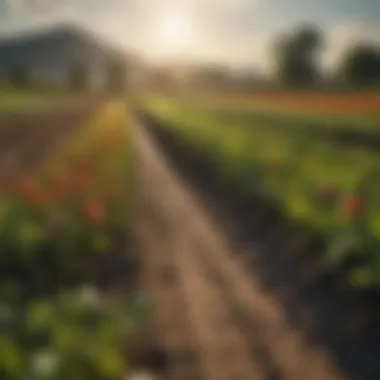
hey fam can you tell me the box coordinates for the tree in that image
[68,61,88,91]
[338,44,380,87]
[273,25,323,87]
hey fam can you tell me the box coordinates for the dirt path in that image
[0,103,96,185]
[134,120,349,380]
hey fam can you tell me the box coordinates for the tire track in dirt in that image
[134,120,345,380]
[135,123,267,380]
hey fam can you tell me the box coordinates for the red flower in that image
[341,195,365,220]
[17,177,51,207]
[267,159,282,173]
[50,174,73,200]
[77,159,92,173]
[82,201,106,225]
[68,154,92,172]
[74,171,93,190]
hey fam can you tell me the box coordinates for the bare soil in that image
[0,103,96,185]
[133,118,380,380]
[207,92,380,117]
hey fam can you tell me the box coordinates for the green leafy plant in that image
[0,286,153,380]
[142,96,380,289]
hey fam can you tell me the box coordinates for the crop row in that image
[178,95,380,134]
[201,91,380,119]
[0,102,150,380]
[142,96,380,289]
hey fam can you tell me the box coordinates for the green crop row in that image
[0,102,131,298]
[142,96,380,289]
[205,103,380,133]
[0,91,88,113]
[190,93,380,133]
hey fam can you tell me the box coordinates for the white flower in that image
[127,370,158,380]
[32,350,59,376]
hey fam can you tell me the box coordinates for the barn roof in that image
[0,23,137,70]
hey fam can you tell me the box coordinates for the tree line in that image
[273,25,380,88]
[147,26,380,93]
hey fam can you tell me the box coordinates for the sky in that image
[0,0,379,72]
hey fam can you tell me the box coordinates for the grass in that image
[215,107,380,133]
[183,96,380,134]
[141,95,380,289]
[0,91,85,114]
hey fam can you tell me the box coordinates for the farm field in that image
[140,95,380,289]
[2,90,379,380]
[161,101,380,153]
[0,104,96,184]
[204,91,380,117]
[135,105,380,380]
[134,121,354,380]
[0,100,151,380]
[0,91,90,114]
[191,91,380,135]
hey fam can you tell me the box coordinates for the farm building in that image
[0,23,136,91]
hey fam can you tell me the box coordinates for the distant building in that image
[0,24,136,91]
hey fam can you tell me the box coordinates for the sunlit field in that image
[2,0,380,377]
[0,91,88,113]
[189,91,380,133]
[140,95,380,289]
[204,91,380,117]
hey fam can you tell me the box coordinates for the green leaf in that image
[96,349,124,378]
[129,294,153,323]
[27,302,54,330]
[52,324,80,352]
[0,337,22,375]
[92,233,110,254]
[349,267,374,289]
[327,230,361,268]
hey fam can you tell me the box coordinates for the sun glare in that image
[156,9,193,51]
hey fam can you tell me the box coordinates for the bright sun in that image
[157,9,192,51]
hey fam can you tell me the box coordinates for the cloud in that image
[2,0,379,75]
[3,0,72,17]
